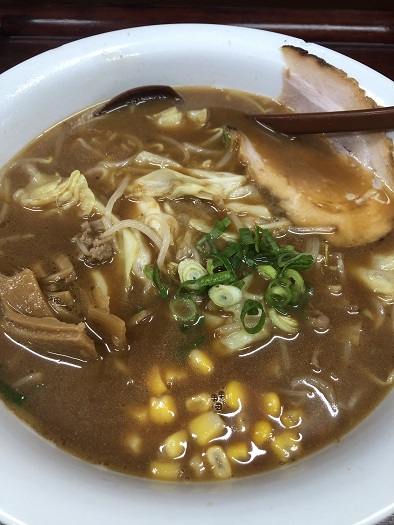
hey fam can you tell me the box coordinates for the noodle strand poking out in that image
[0,85,393,482]
[105,175,130,218]
[101,220,162,249]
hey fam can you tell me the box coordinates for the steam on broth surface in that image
[0,86,393,481]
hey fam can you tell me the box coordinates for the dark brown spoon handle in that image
[95,85,183,116]
[250,106,394,134]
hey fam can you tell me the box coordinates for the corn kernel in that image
[150,460,181,480]
[150,395,177,424]
[113,358,132,376]
[164,367,188,385]
[225,380,248,410]
[185,392,212,413]
[261,392,281,418]
[281,409,304,428]
[232,412,248,433]
[188,349,214,375]
[252,420,272,447]
[206,445,232,479]
[147,365,167,396]
[125,433,142,455]
[128,405,149,424]
[189,453,206,478]
[161,430,188,459]
[227,442,250,463]
[270,430,301,463]
[189,411,225,446]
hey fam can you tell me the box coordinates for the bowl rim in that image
[0,22,393,525]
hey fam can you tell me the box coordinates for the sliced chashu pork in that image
[234,46,394,247]
[281,46,394,191]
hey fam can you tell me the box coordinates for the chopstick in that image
[250,105,394,134]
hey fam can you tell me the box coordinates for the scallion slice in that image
[241,299,266,334]
[208,284,243,308]
[264,280,292,313]
[197,217,231,249]
[277,251,314,271]
[144,264,169,298]
[239,228,255,246]
[284,268,306,304]
[170,220,315,335]
[177,270,235,296]
[178,258,207,283]
[257,264,277,279]
[169,298,198,321]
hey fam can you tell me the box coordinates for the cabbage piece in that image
[136,196,178,239]
[189,219,238,242]
[218,324,270,353]
[118,227,152,286]
[353,253,394,302]
[13,169,96,216]
[370,253,394,271]
[225,202,272,220]
[93,198,152,285]
[355,268,394,302]
[134,151,182,170]
[149,107,208,129]
[128,167,246,202]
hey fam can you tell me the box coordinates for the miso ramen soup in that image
[0,87,393,481]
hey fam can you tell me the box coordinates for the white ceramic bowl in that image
[0,24,393,525]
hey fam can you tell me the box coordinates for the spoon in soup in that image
[94,85,183,116]
[249,105,394,135]
[95,84,394,135]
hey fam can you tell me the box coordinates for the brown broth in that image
[0,87,393,481]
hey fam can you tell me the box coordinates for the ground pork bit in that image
[75,220,114,264]
[308,310,330,332]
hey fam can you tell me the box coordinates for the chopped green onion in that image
[177,270,235,296]
[223,126,232,148]
[170,298,198,321]
[284,268,306,305]
[258,227,280,253]
[264,280,292,313]
[232,279,246,289]
[172,222,315,334]
[178,258,207,283]
[197,217,231,249]
[0,378,25,406]
[241,299,266,334]
[206,252,234,274]
[220,242,244,269]
[257,264,277,279]
[239,228,256,246]
[208,284,243,307]
[144,264,169,298]
[277,252,313,271]
[206,259,214,275]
